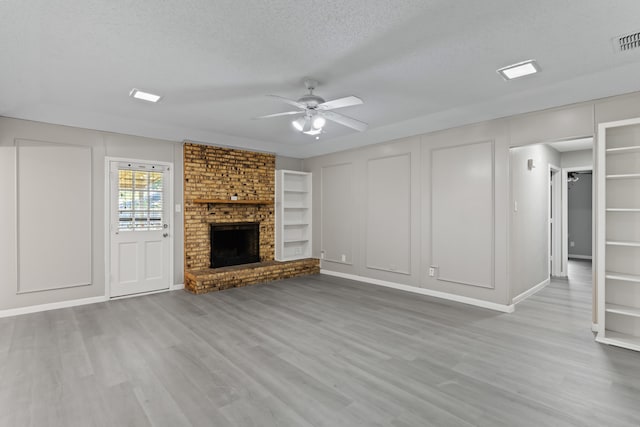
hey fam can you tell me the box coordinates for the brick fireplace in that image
[183,143,319,293]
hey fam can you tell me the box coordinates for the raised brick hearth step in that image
[184,258,320,294]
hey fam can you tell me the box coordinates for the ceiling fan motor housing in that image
[297,94,325,108]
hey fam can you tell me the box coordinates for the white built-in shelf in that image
[276,170,313,262]
[605,271,640,283]
[606,173,640,180]
[606,145,640,154]
[598,118,640,353]
[606,304,640,318]
[597,331,640,352]
[606,240,640,247]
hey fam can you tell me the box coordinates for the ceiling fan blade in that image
[317,96,363,110]
[254,111,304,119]
[321,111,368,132]
[267,94,306,109]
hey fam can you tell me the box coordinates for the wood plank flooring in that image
[1,260,640,426]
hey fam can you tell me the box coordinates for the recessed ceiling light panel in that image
[497,60,540,80]
[129,88,162,103]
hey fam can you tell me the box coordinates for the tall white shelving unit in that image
[596,117,640,352]
[275,170,312,261]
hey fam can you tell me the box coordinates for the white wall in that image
[6,90,640,313]
[510,144,561,299]
[0,117,184,311]
[304,99,602,307]
[275,155,304,171]
[305,122,512,306]
[309,136,421,286]
[561,149,593,168]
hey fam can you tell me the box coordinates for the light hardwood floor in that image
[1,260,639,426]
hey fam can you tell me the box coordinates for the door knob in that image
[163,233,168,238]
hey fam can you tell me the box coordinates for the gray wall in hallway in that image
[568,172,592,257]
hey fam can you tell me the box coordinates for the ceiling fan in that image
[255,79,368,136]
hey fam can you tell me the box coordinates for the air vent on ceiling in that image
[616,31,640,52]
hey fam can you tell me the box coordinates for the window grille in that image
[118,169,164,231]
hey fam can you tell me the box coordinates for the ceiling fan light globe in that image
[292,118,304,131]
[312,116,326,129]
[302,116,312,132]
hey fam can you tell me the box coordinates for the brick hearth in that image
[185,259,320,294]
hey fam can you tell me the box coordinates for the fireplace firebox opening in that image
[210,222,260,268]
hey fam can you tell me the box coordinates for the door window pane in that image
[118,169,164,231]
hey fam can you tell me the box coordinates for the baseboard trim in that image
[0,283,185,319]
[568,254,592,260]
[0,296,109,319]
[512,278,550,305]
[596,333,640,352]
[111,283,185,300]
[320,269,514,313]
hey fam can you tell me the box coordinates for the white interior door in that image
[109,160,171,297]
[549,166,561,277]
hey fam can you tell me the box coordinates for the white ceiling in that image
[548,137,593,152]
[2,1,640,158]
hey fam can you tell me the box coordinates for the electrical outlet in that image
[429,267,436,277]
[570,241,575,247]
[341,254,346,262]
[294,247,302,255]
[320,251,325,259]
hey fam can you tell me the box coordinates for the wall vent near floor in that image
[615,31,640,52]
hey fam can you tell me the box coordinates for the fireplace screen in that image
[210,222,260,268]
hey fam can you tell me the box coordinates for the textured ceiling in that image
[548,138,593,153]
[2,0,640,157]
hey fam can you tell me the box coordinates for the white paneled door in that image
[109,160,172,297]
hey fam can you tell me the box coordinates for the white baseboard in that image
[111,283,185,300]
[110,288,170,300]
[320,269,514,313]
[512,278,550,305]
[568,254,592,260]
[0,296,109,319]
[0,283,185,319]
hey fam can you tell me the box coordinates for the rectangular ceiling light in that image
[497,60,540,80]
[129,88,162,102]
